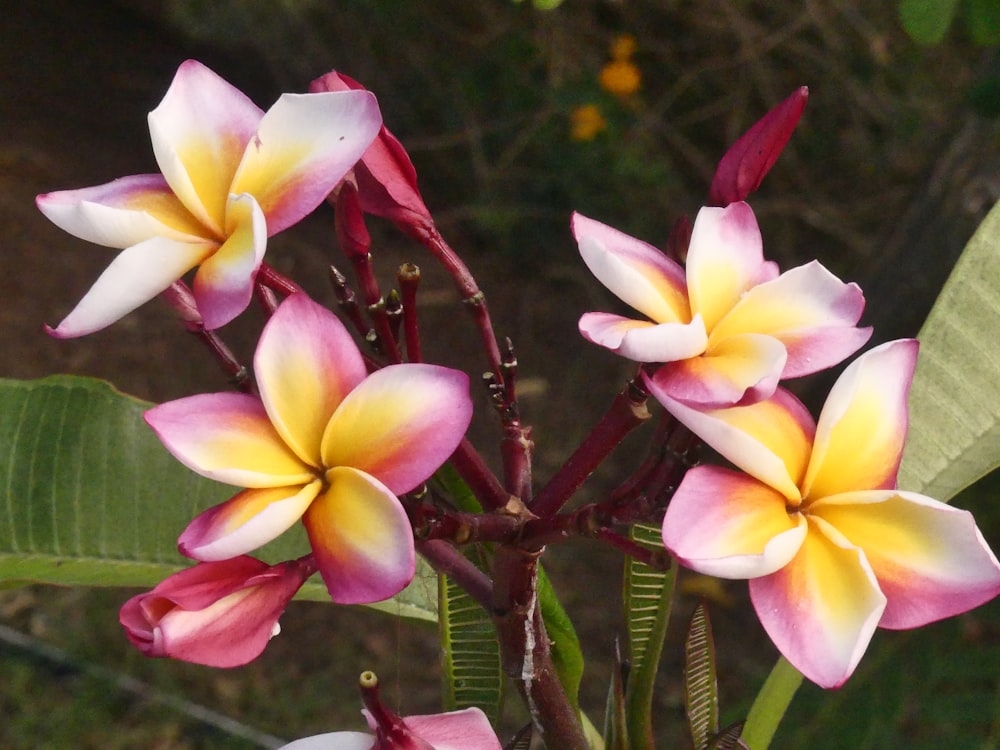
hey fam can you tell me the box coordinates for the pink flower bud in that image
[311,71,435,240]
[119,556,312,667]
[708,87,808,206]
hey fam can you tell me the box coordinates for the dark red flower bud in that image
[708,87,808,206]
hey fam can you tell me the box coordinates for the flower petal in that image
[230,90,382,235]
[255,293,368,468]
[145,392,315,487]
[663,466,807,579]
[309,71,433,233]
[644,381,813,500]
[572,212,690,324]
[148,60,264,235]
[801,339,918,499]
[37,174,208,247]
[650,332,786,407]
[811,490,1000,629]
[578,312,708,363]
[750,517,886,688]
[685,202,766,332]
[179,482,321,561]
[47,236,214,338]
[303,467,415,604]
[711,261,870,376]
[403,707,504,750]
[322,364,472,494]
[192,192,267,330]
[277,734,374,750]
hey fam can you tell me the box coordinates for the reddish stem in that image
[398,262,423,363]
[449,438,509,512]
[416,539,493,612]
[329,266,373,340]
[501,423,534,502]
[162,282,252,392]
[531,379,651,518]
[420,227,505,386]
[257,262,305,297]
[254,281,279,317]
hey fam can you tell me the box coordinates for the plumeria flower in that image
[575,201,871,407]
[145,293,473,604]
[277,671,502,750]
[119,556,312,667]
[657,339,1000,687]
[38,60,382,336]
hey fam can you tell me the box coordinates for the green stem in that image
[741,656,803,749]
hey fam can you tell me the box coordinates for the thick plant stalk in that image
[492,545,589,749]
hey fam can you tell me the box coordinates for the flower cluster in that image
[36,56,1000,747]
[38,62,473,668]
[572,92,1000,686]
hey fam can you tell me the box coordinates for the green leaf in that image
[622,522,676,750]
[897,199,1000,501]
[740,656,804,750]
[0,375,437,621]
[899,0,960,44]
[684,602,719,750]
[538,564,585,711]
[438,568,504,723]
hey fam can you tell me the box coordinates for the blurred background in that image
[2,0,1000,747]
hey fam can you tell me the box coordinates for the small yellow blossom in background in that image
[609,33,637,61]
[599,60,641,98]
[599,33,641,98]
[570,103,607,141]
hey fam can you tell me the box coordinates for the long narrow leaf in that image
[706,721,748,750]
[897,199,1000,501]
[684,602,718,749]
[740,656,803,749]
[0,375,437,620]
[537,564,585,712]
[438,569,504,723]
[623,522,677,749]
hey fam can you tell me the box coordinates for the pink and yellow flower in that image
[145,293,473,604]
[38,60,382,336]
[657,339,1000,687]
[119,555,312,668]
[575,201,871,407]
